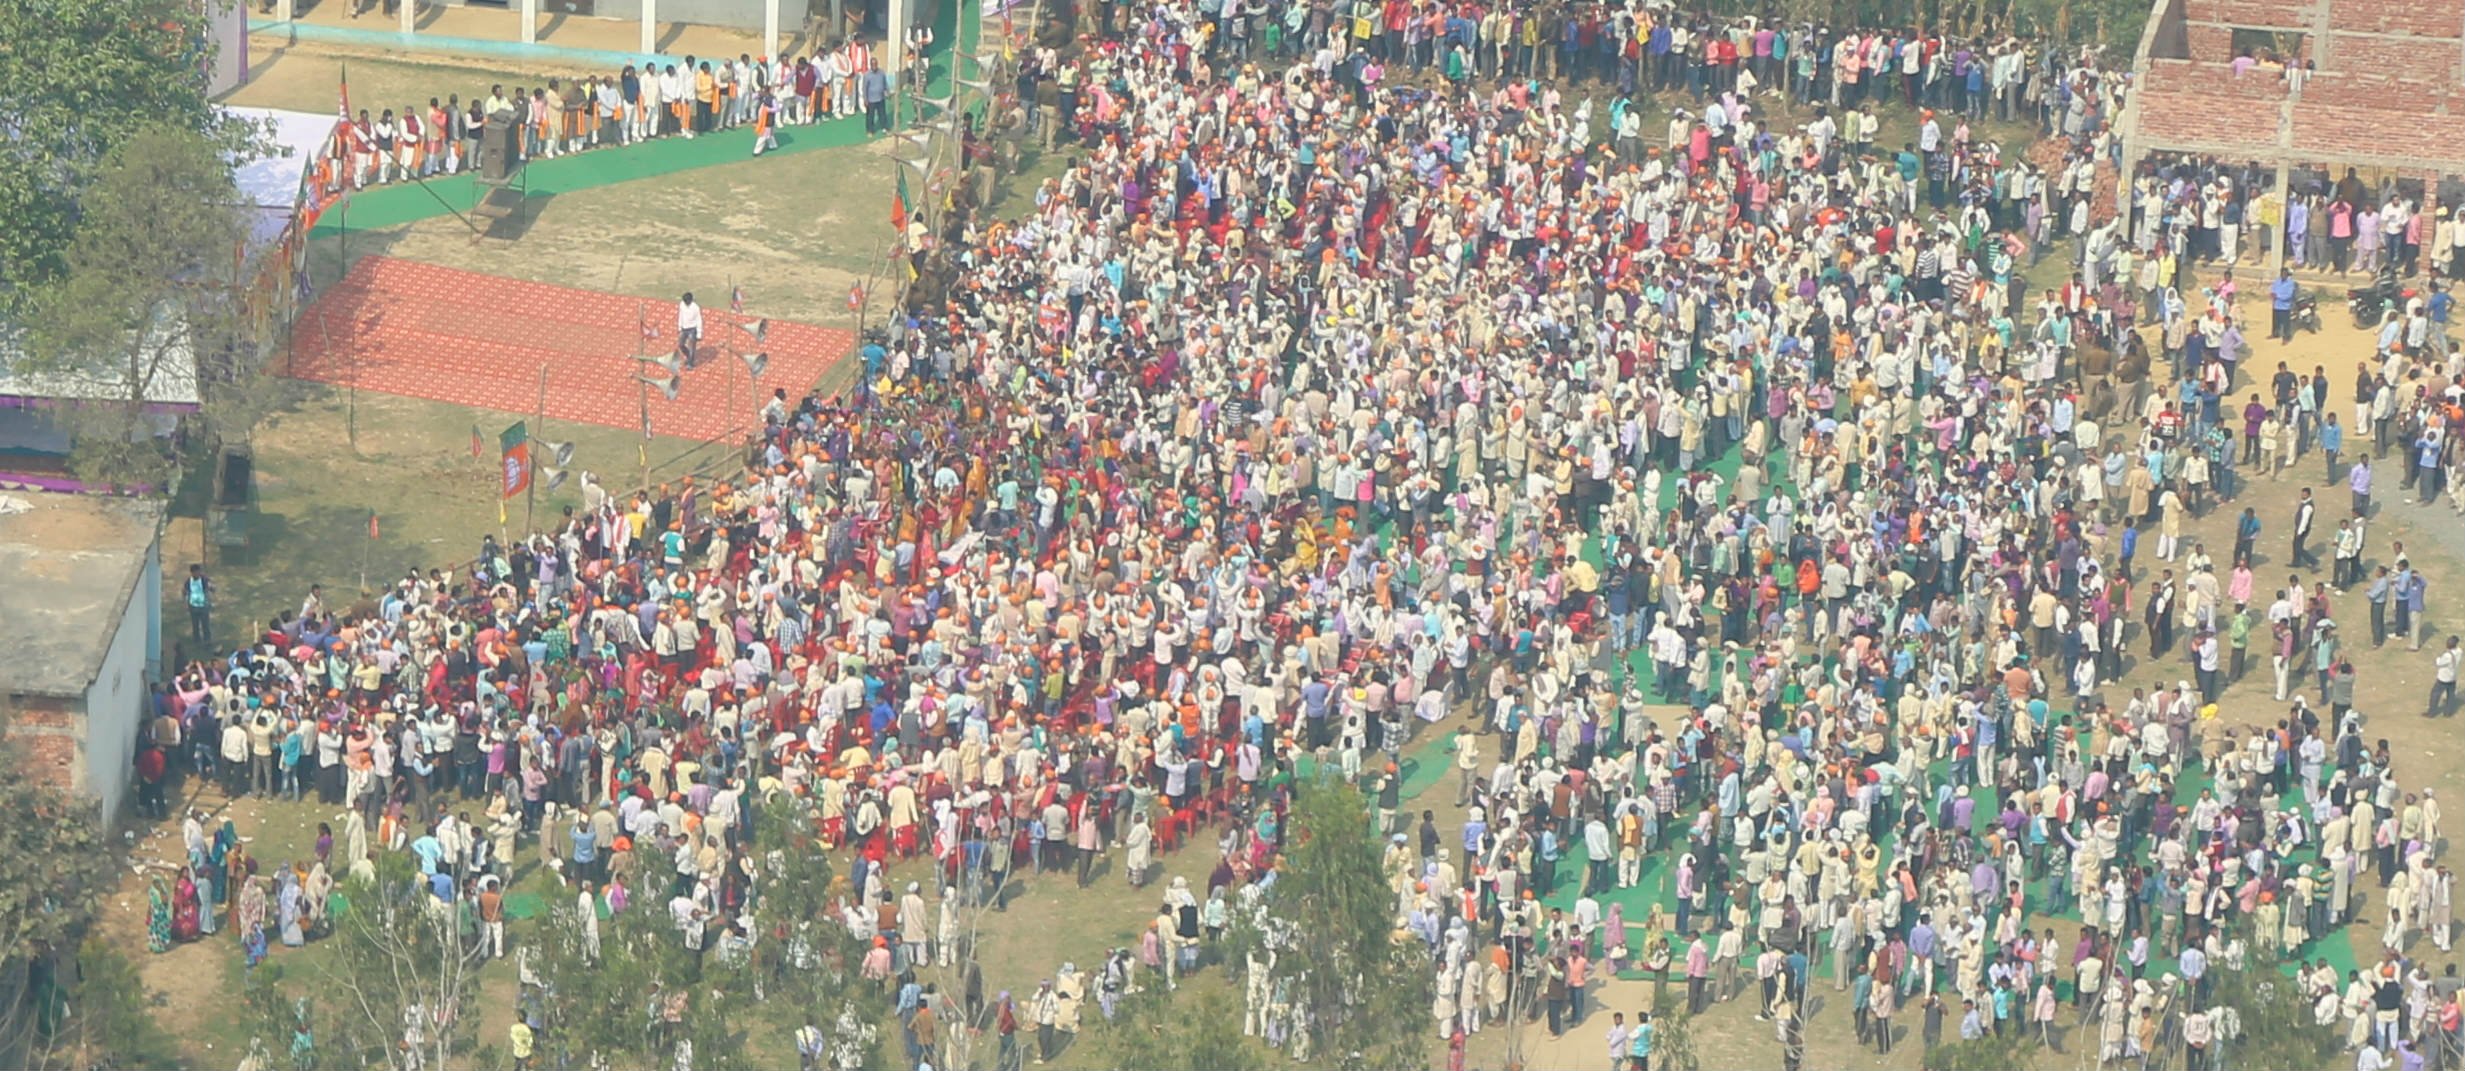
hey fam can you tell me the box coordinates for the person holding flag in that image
[751,88,778,156]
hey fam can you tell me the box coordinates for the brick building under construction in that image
[2119,0,2465,268]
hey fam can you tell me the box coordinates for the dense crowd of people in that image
[133,1,2465,1069]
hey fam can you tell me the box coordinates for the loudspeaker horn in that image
[538,466,570,492]
[639,371,681,401]
[539,440,577,467]
[640,350,681,377]
[738,317,769,344]
[740,350,769,379]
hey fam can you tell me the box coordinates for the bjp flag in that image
[500,420,532,499]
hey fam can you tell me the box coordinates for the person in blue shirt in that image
[410,830,446,875]
[2321,411,2345,481]
[2414,430,2448,504]
[2270,268,2299,341]
[1627,1011,1654,1068]
[2430,284,2454,361]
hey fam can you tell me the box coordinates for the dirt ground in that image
[1466,291,2465,1071]
[117,36,2465,1070]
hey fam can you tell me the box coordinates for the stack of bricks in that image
[2024,139,2124,226]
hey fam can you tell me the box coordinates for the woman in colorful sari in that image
[242,919,269,971]
[277,867,307,947]
[207,820,239,911]
[146,878,174,953]
[1602,902,1629,974]
[304,861,335,937]
[172,870,204,943]
[225,838,257,932]
[236,876,270,948]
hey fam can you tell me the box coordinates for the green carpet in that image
[312,0,979,236]
[311,116,881,234]
[1298,730,1458,802]
[504,890,611,920]
[1522,759,2362,989]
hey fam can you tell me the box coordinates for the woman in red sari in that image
[172,871,203,943]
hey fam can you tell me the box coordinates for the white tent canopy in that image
[222,106,339,255]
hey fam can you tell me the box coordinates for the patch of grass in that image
[172,379,727,636]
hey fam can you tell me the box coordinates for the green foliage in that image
[1094,986,1273,1071]
[0,0,252,312]
[0,767,114,968]
[1924,1026,2034,1071]
[2207,944,2342,1071]
[746,797,867,1014]
[1644,985,1703,1071]
[19,122,265,490]
[250,857,487,1071]
[1763,0,2144,49]
[1244,782,1432,1071]
[30,939,184,1070]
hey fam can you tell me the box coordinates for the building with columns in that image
[2117,0,2465,269]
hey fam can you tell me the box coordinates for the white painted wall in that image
[78,550,158,827]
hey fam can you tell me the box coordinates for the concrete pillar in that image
[885,0,909,74]
[398,0,413,36]
[277,0,293,23]
[2269,159,2290,276]
[829,0,844,47]
[521,0,538,44]
[641,0,657,56]
[763,0,779,59]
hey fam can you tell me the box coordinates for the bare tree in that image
[248,858,486,1071]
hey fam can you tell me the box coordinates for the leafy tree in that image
[519,846,757,1071]
[1227,782,1432,1071]
[19,932,180,1070]
[19,122,269,491]
[745,798,859,1008]
[0,703,120,1065]
[2204,934,2343,1071]
[1643,985,1703,1071]
[1924,1027,2034,1071]
[247,857,487,1071]
[1093,986,1273,1071]
[0,0,253,312]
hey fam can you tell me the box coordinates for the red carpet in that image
[285,256,853,441]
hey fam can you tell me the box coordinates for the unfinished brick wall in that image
[2126,0,2465,191]
[2,695,85,799]
[2131,61,2287,149]
[2329,3,2461,39]
[2195,0,2313,26]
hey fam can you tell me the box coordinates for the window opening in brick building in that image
[2227,27,2308,67]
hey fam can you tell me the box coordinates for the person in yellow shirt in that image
[2255,187,2286,265]
[695,63,719,134]
[509,1019,534,1070]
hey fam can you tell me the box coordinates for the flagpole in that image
[527,363,547,536]
[724,274,738,446]
[638,301,652,490]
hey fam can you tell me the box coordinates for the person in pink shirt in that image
[1685,931,1712,1014]
[1567,949,1590,1024]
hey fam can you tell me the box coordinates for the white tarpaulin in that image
[221,106,339,254]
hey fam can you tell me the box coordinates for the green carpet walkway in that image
[312,0,978,237]
[1523,760,2361,989]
